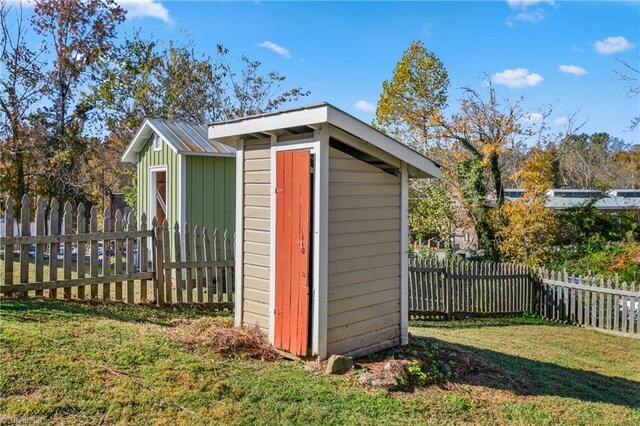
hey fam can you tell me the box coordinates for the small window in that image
[153,134,162,151]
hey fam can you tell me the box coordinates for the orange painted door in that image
[275,149,311,356]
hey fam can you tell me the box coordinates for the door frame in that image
[269,131,328,359]
[148,165,168,226]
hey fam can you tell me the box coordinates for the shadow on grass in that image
[409,315,564,330]
[414,335,640,409]
[0,298,232,326]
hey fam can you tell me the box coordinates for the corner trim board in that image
[400,161,409,345]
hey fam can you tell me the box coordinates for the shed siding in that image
[185,156,236,235]
[138,134,180,227]
[326,147,401,357]
[242,141,271,331]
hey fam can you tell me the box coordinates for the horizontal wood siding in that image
[242,141,271,331]
[326,148,401,357]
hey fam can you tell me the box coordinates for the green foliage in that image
[549,202,640,281]
[374,40,449,151]
[123,177,137,211]
[458,157,500,261]
[408,180,453,250]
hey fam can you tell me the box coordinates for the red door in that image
[275,150,311,356]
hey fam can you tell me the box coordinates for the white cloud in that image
[117,0,172,24]
[553,117,568,126]
[354,100,375,113]
[594,36,636,55]
[506,0,554,9]
[492,68,544,89]
[513,9,545,23]
[257,41,290,58]
[559,64,587,76]
[525,112,544,123]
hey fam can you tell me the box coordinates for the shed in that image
[209,103,440,360]
[122,119,236,235]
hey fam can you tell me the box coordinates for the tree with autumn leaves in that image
[0,0,308,218]
[375,40,639,265]
[497,148,559,266]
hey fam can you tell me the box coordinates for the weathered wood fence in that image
[539,269,639,337]
[0,196,233,307]
[408,257,535,319]
[154,220,234,308]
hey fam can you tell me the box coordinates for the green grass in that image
[1,301,639,425]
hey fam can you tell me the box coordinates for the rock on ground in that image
[325,355,354,374]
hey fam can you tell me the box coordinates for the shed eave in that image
[122,119,180,163]
[207,103,441,179]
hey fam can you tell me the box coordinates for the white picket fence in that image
[539,269,640,337]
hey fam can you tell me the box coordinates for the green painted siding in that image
[138,134,180,227]
[185,156,236,236]
[137,132,236,237]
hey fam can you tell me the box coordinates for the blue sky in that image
[24,1,640,144]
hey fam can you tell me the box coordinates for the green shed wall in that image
[185,156,236,236]
[138,135,180,227]
[137,133,236,237]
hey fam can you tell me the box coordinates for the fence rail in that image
[2,195,638,339]
[539,269,639,337]
[0,195,234,308]
[154,221,235,308]
[409,258,535,319]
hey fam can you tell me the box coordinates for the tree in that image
[550,132,640,189]
[498,148,559,266]
[432,83,545,260]
[0,2,45,208]
[31,0,126,214]
[613,55,639,131]
[86,34,309,210]
[374,41,449,152]
[408,180,454,252]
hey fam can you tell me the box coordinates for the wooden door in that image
[275,149,311,356]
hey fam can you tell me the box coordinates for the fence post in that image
[3,196,14,298]
[153,218,165,306]
[444,266,452,320]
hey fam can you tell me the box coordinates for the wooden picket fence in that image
[408,257,535,319]
[154,220,235,307]
[0,195,234,307]
[538,269,640,337]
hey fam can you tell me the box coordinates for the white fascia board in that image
[208,106,327,140]
[121,120,180,163]
[207,103,441,179]
[326,107,441,179]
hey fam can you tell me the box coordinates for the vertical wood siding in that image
[326,148,402,357]
[185,156,236,235]
[242,141,271,331]
[138,135,180,228]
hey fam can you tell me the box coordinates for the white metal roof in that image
[122,118,236,163]
[208,102,441,179]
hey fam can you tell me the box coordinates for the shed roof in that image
[208,102,441,179]
[122,118,235,163]
[503,188,640,210]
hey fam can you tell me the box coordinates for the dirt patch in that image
[355,335,529,394]
[166,318,280,361]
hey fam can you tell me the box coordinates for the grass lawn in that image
[1,301,639,425]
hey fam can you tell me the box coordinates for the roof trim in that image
[208,103,441,179]
[122,118,236,163]
[122,120,178,163]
